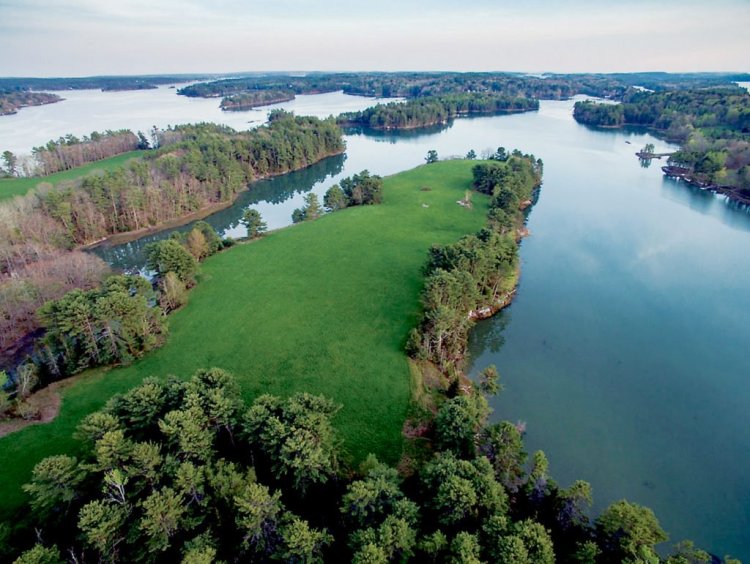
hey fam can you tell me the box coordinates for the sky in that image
[0,0,748,77]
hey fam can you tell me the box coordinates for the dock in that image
[636,151,674,159]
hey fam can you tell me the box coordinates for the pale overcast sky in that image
[1,0,748,77]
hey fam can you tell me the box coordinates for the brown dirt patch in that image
[0,380,64,438]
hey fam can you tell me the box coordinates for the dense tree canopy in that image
[4,367,703,563]
[175,71,693,102]
[38,275,166,377]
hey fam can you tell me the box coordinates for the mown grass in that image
[0,160,489,516]
[0,151,146,201]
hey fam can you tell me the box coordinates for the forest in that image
[338,94,539,130]
[573,87,750,194]
[0,366,709,562]
[0,76,207,92]
[177,72,632,104]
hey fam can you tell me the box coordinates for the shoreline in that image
[662,165,750,206]
[407,186,539,404]
[401,188,538,469]
[85,148,346,250]
[221,93,296,111]
[575,117,750,207]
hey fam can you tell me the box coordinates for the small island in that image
[0,91,62,116]
[219,89,296,111]
[338,93,539,130]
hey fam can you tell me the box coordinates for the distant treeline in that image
[604,71,750,92]
[0,75,209,92]
[220,89,295,111]
[574,87,750,193]
[0,91,61,116]
[338,94,539,130]
[177,71,749,105]
[177,71,630,101]
[408,151,543,369]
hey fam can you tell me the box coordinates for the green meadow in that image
[0,151,146,201]
[0,160,489,515]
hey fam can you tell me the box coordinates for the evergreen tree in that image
[240,208,267,239]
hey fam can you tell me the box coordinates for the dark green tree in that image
[421,452,507,528]
[22,455,86,518]
[2,150,17,176]
[596,499,668,562]
[291,208,306,223]
[434,393,489,458]
[146,239,198,284]
[277,517,332,562]
[11,544,63,564]
[479,365,501,396]
[449,532,482,564]
[480,421,527,492]
[241,208,267,239]
[340,170,383,206]
[244,393,340,493]
[323,184,348,211]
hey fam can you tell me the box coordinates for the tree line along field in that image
[0,160,491,517]
[0,151,146,202]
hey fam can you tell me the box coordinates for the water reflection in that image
[91,152,346,271]
[468,307,510,354]
[246,152,346,205]
[660,176,750,232]
[342,122,454,143]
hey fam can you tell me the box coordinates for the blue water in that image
[467,116,750,559]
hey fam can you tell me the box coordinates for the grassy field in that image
[0,160,490,516]
[0,151,146,201]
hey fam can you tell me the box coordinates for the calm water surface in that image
[4,89,750,558]
[0,86,396,156]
